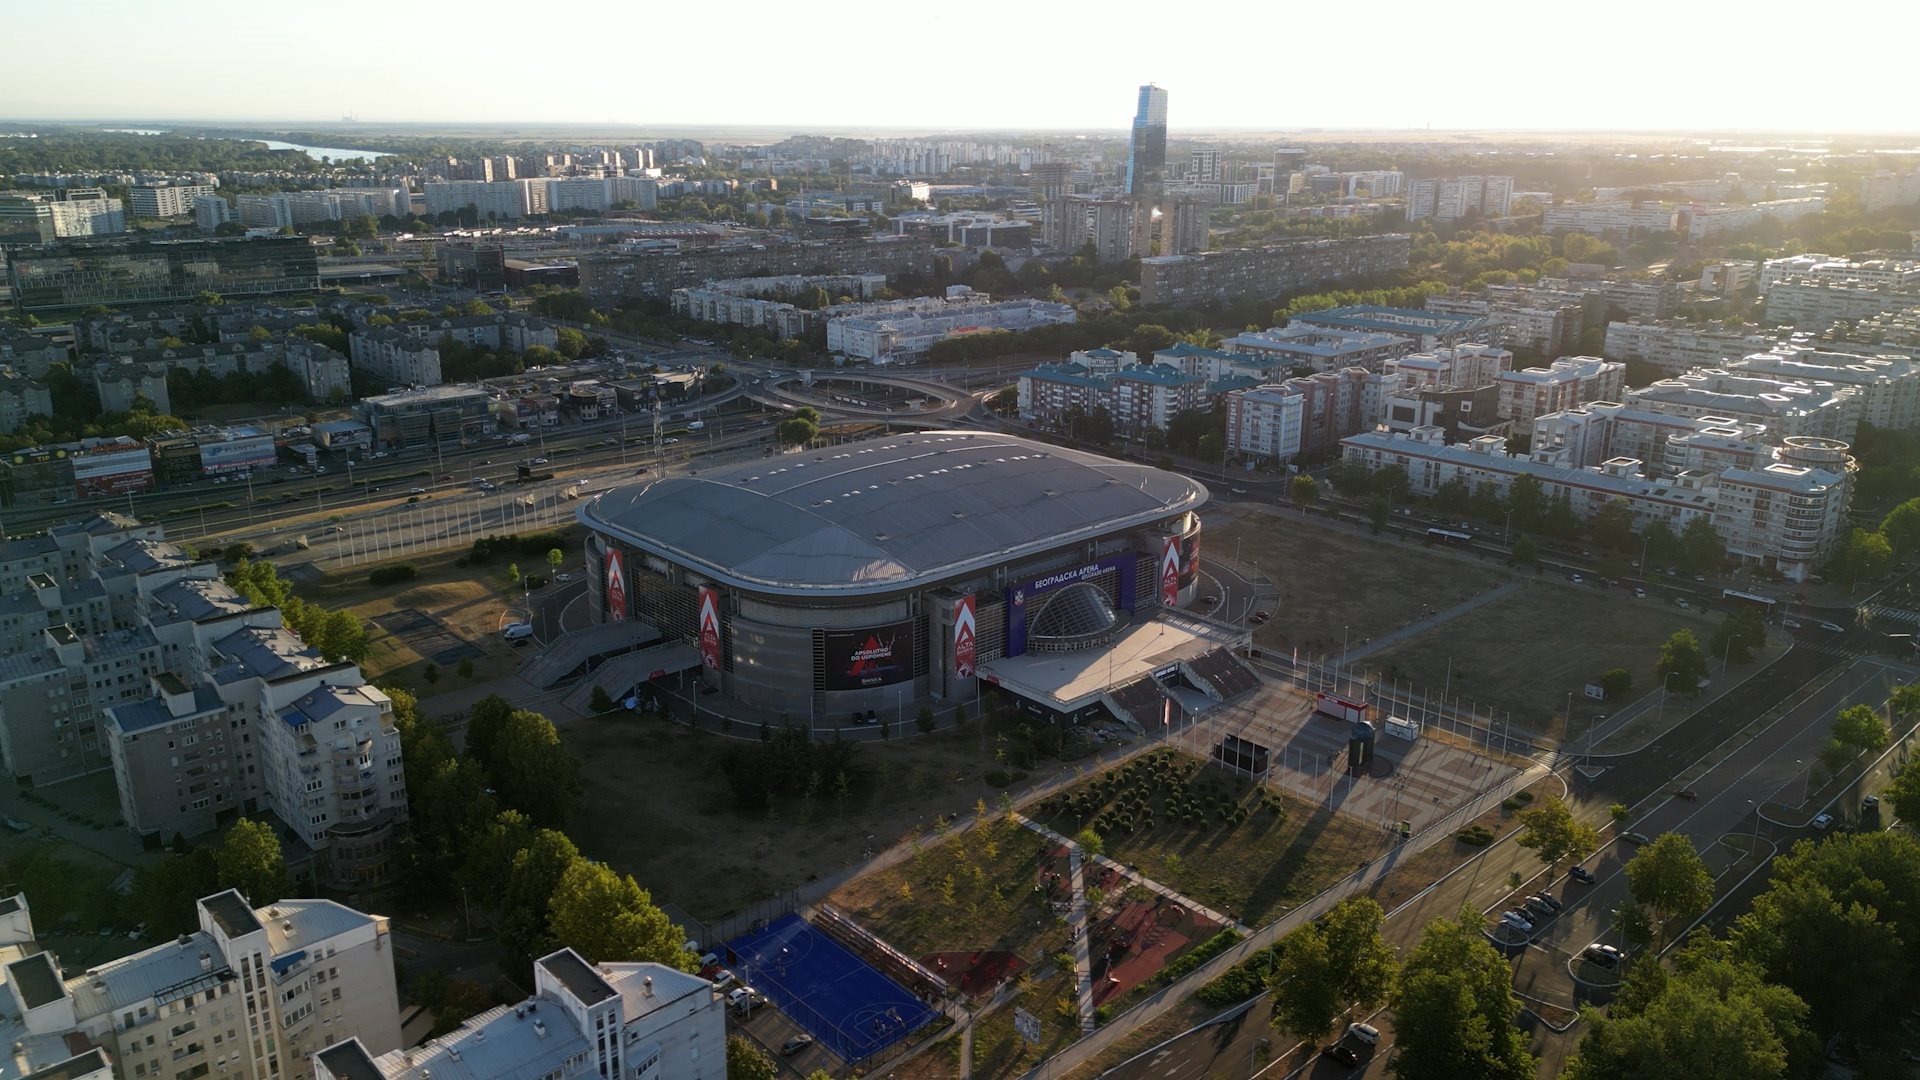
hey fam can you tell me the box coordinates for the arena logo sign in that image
[953,594,976,679]
[698,586,721,671]
[1004,552,1139,658]
[823,620,916,690]
[605,549,629,622]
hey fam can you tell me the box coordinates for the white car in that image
[1500,910,1534,933]
[1819,622,1846,634]
[1811,813,1834,831]
[372,451,389,459]
[1782,618,1804,630]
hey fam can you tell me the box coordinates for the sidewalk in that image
[1587,642,1794,756]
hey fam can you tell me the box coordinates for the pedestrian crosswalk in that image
[1794,640,1920,675]
[1863,602,1920,626]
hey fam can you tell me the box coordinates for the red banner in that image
[1159,536,1181,606]
[698,586,722,672]
[605,549,628,622]
[953,594,977,679]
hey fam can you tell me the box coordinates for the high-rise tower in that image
[1126,84,1168,198]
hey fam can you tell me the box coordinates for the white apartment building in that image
[1758,254,1920,293]
[237,195,296,229]
[315,949,725,1080]
[237,190,411,228]
[348,328,443,387]
[1225,384,1306,461]
[827,296,1074,363]
[1604,320,1783,373]
[195,194,235,231]
[0,194,127,240]
[1385,344,1514,390]
[1224,367,1398,462]
[1764,279,1920,327]
[1,889,401,1080]
[1341,425,1853,580]
[548,177,613,213]
[1727,346,1920,430]
[1405,176,1513,221]
[610,175,659,209]
[1541,201,1678,238]
[1017,361,1218,436]
[1495,356,1626,432]
[1683,198,1826,240]
[129,184,219,218]
[1221,325,1415,373]
[1532,403,1772,477]
[423,179,551,220]
[1625,367,1861,442]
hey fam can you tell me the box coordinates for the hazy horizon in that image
[4,0,1912,136]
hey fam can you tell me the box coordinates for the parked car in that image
[1500,910,1535,933]
[408,487,427,495]
[1568,865,1596,884]
[1811,813,1834,831]
[1324,1044,1360,1067]
[1634,587,1647,598]
[1524,895,1557,917]
[1582,944,1624,969]
[1529,893,1563,913]
[1864,795,1881,811]
[1620,831,1652,845]
[1569,573,1584,584]
[780,1036,814,1056]
[1346,1023,1380,1045]
[1675,597,1690,609]
[1674,789,1698,800]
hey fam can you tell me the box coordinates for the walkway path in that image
[1068,843,1095,1035]
[1339,579,1524,665]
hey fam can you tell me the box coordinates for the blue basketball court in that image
[726,915,936,1061]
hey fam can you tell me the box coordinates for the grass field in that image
[831,816,1059,962]
[562,713,1053,924]
[1032,749,1380,927]
[296,543,534,685]
[1206,505,1513,657]
[1365,583,1716,741]
[967,969,1081,1080]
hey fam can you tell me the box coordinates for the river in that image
[255,139,389,163]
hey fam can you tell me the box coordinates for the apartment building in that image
[1683,198,1826,240]
[423,179,551,220]
[1225,384,1306,461]
[316,949,724,1080]
[114,339,352,403]
[0,368,52,434]
[356,386,493,450]
[0,192,126,242]
[1016,361,1206,434]
[1341,425,1853,580]
[1138,234,1410,307]
[580,237,936,303]
[1043,196,1137,262]
[1223,367,1397,463]
[1427,292,1573,356]
[2,890,401,1080]
[1604,320,1782,373]
[1541,201,1678,239]
[1729,346,1920,430]
[1405,176,1513,222]
[1286,305,1502,352]
[1625,368,1861,442]
[1532,403,1768,477]
[347,329,442,387]
[237,190,411,229]
[669,273,886,339]
[1385,344,1515,390]
[7,237,319,315]
[395,313,558,355]
[0,326,68,378]
[1758,254,1920,292]
[129,184,219,219]
[828,296,1074,363]
[195,194,235,231]
[1764,279,1920,327]
[1221,325,1415,373]
[1495,356,1626,433]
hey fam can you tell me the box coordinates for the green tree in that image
[1564,940,1813,1080]
[491,709,581,827]
[1708,608,1767,666]
[1510,534,1537,567]
[1074,827,1104,857]
[1886,761,1920,823]
[1831,703,1891,757]
[1507,474,1545,531]
[1625,833,1715,946]
[546,547,565,577]
[776,417,818,446]
[1267,897,1397,1044]
[1599,667,1633,699]
[458,655,475,680]
[589,685,616,714]
[727,1035,777,1080]
[1881,498,1920,558]
[1367,494,1391,535]
[215,817,290,905]
[1390,908,1535,1080]
[548,859,696,970]
[1516,796,1600,875]
[1590,498,1638,553]
[1832,528,1893,589]
[1679,517,1725,574]
[1290,474,1319,507]
[498,829,580,979]
[1654,629,1709,695]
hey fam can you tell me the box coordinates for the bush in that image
[1195,945,1276,1006]
[367,564,419,587]
[984,769,1014,789]
[1458,825,1496,846]
[1157,929,1243,985]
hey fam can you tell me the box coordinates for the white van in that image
[503,623,535,642]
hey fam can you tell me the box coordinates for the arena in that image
[575,430,1209,720]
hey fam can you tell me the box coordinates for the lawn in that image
[968,969,1081,1080]
[1031,749,1380,927]
[1205,505,1513,657]
[1363,583,1716,741]
[562,712,1047,926]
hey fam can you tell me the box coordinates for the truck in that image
[517,463,555,484]
[1314,693,1370,724]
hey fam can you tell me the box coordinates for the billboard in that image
[72,445,154,498]
[697,586,722,672]
[824,620,915,690]
[199,433,276,476]
[1159,536,1181,606]
[1004,552,1138,658]
[952,594,977,680]
[605,549,628,622]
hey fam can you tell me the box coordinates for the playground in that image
[725,914,938,1063]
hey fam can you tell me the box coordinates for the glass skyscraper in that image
[1126,84,1169,198]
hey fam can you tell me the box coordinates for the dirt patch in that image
[1031,749,1381,927]
[1365,585,1715,741]
[1206,505,1512,657]
[562,715,1029,925]
[296,544,530,685]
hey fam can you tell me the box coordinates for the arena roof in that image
[580,431,1207,597]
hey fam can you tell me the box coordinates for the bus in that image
[1722,589,1777,614]
[1426,527,1472,545]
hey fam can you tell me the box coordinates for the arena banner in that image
[1004,552,1140,658]
[698,586,722,672]
[605,549,628,622]
[1159,536,1181,606]
[824,620,915,690]
[952,594,977,680]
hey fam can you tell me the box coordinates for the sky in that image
[3,0,1913,136]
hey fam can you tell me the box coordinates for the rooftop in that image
[106,684,226,736]
[200,889,262,938]
[537,949,615,1006]
[580,431,1207,597]
[7,951,62,1010]
[21,1048,110,1080]
[211,626,330,682]
[315,1041,386,1080]
[260,899,380,956]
